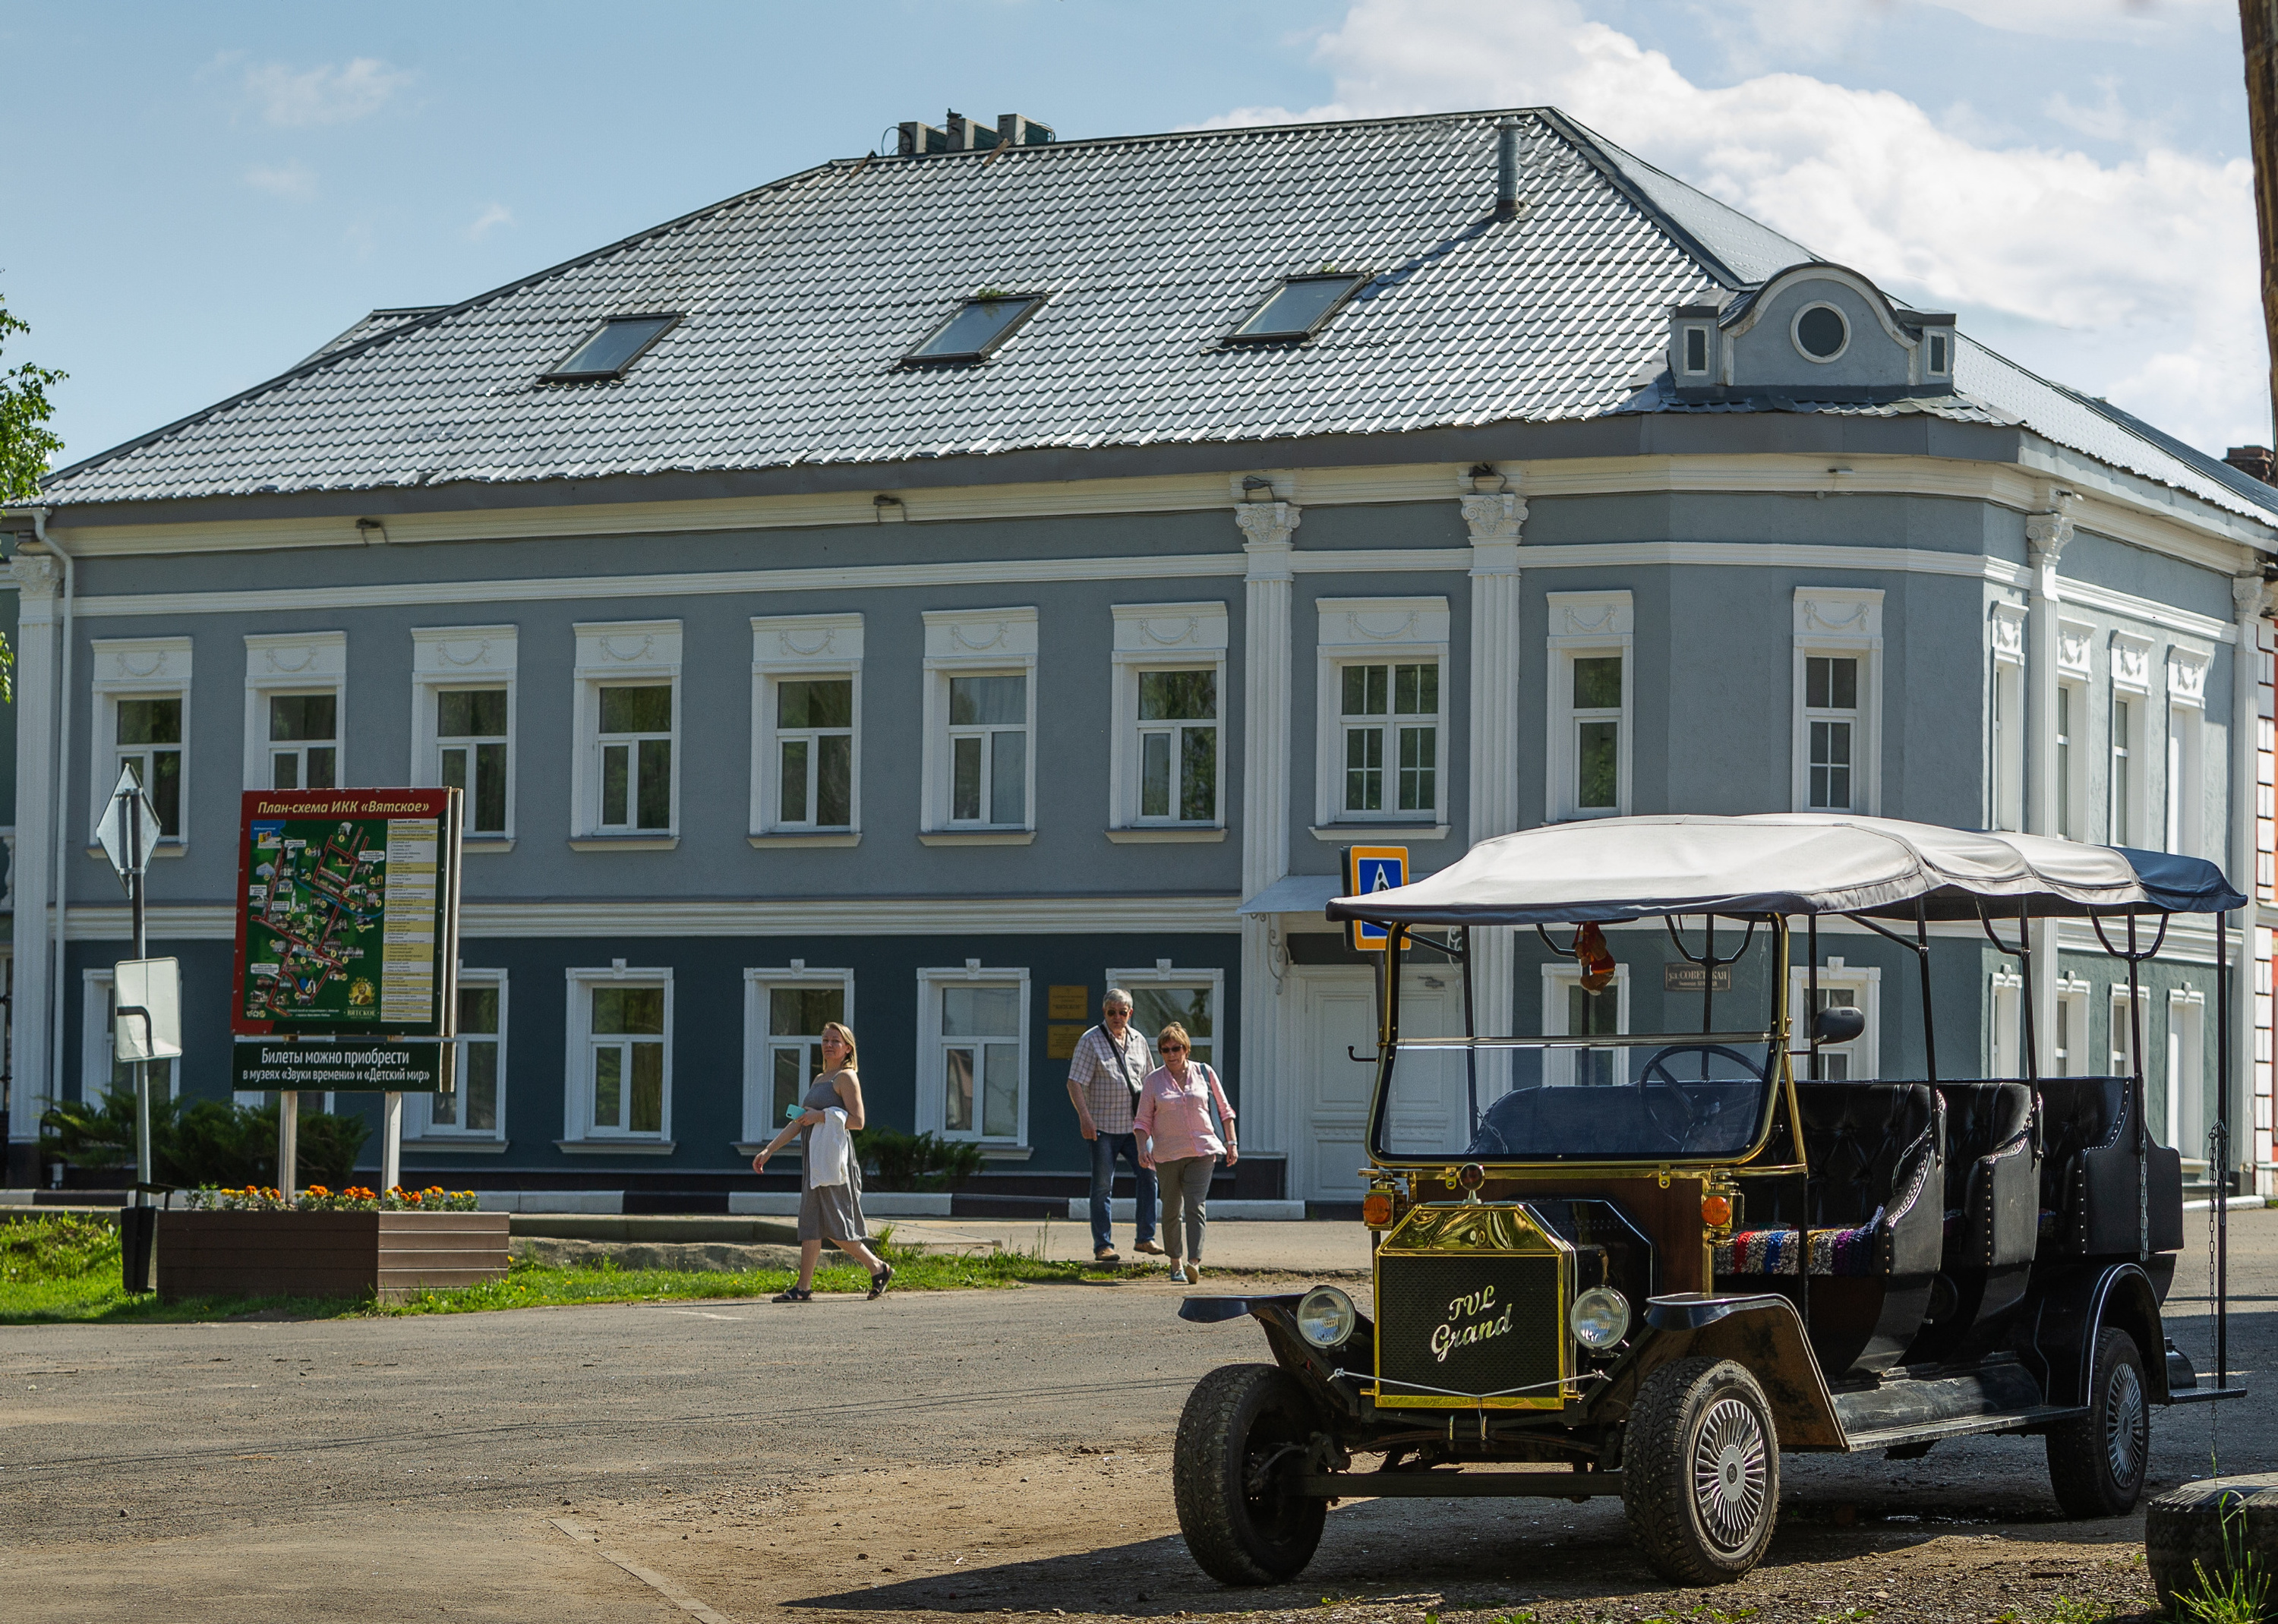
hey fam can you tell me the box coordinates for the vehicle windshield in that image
[1368,915,1784,1163]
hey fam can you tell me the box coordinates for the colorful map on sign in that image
[241,818,393,1023]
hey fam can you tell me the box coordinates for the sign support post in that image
[382,1092,402,1191]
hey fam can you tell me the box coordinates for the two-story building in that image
[8,106,2277,1205]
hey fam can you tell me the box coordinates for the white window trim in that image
[750,613,863,846]
[1110,601,1229,834]
[2166,645,2210,859]
[2108,982,2150,1079]
[1314,596,1452,833]
[90,635,193,854]
[414,968,508,1141]
[1990,968,2024,1080]
[571,620,683,850]
[243,631,345,792]
[740,961,857,1149]
[2110,632,2154,850]
[1677,321,1713,377]
[410,626,518,847]
[2167,985,2207,1159]
[560,963,675,1149]
[1790,957,1882,1080]
[914,962,1031,1150]
[1791,588,1883,815]
[2056,675,2089,841]
[1540,960,1631,1087]
[1106,961,1226,1067]
[1545,591,1634,823]
[81,968,178,1106]
[2053,973,2091,1077]
[1989,600,2026,833]
[920,607,1039,839]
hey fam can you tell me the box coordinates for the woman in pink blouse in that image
[1131,1022,1236,1284]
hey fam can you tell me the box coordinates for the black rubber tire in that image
[1172,1363,1327,1585]
[2046,1326,2150,1518]
[1620,1357,1781,1585]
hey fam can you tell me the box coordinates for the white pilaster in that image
[8,551,61,1149]
[1462,479,1526,1039]
[2232,575,2269,1194]
[2024,497,2077,1077]
[1235,497,1298,1159]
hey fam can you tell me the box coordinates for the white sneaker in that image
[1168,1264,1188,1284]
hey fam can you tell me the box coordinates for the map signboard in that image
[230,789,462,1039]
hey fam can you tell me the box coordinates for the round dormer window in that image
[1794,303,1849,362]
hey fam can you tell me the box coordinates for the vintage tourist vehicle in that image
[1172,815,2246,1585]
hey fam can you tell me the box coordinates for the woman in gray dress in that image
[750,1022,893,1301]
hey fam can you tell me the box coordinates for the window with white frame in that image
[2057,620,2093,840]
[2168,987,2206,1157]
[1109,964,1224,1074]
[421,973,506,1138]
[2054,976,2090,1076]
[411,626,516,841]
[566,967,672,1142]
[1545,591,1632,822]
[2167,648,2209,859]
[741,964,853,1146]
[917,965,1029,1145]
[1315,598,1450,830]
[1991,970,2024,1079]
[2109,984,2148,1079]
[2110,632,2153,848]
[1111,602,1229,831]
[1990,604,2025,831]
[1791,957,1879,1080]
[90,637,191,844]
[244,632,346,792]
[1792,589,1882,815]
[751,613,863,840]
[573,621,681,844]
[922,609,1037,836]
[81,970,177,1105]
[1541,962,1627,1086]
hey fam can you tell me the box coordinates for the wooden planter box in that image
[155,1210,510,1304]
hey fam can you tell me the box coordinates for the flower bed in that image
[156,1195,507,1304]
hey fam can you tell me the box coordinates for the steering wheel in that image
[1636,1044,1765,1147]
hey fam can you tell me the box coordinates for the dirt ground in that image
[5,1209,2270,1623]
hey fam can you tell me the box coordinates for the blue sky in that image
[4,0,2261,470]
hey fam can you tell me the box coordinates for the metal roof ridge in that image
[1530,108,1744,291]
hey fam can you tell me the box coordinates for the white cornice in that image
[62,894,1244,939]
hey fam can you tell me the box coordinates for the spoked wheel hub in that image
[1692,1396,1770,1552]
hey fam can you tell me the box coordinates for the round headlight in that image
[1296,1285,1358,1350]
[1568,1286,1631,1351]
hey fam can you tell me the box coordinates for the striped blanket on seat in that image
[1713,1216,1882,1278]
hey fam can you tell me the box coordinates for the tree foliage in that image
[0,293,64,503]
[39,1089,371,1189]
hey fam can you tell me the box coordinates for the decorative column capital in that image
[1459,490,1528,548]
[1235,500,1301,567]
[2024,493,2081,569]
[2234,573,2273,621]
[8,550,60,601]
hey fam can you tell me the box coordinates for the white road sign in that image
[94,765,164,881]
[113,957,183,1061]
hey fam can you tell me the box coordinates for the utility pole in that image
[2245,0,2278,439]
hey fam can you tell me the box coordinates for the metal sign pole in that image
[126,781,151,1206]
[382,1092,402,1192]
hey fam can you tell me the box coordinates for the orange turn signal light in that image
[1361,1190,1395,1227]
[1701,1194,1734,1228]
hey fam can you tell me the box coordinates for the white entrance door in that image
[1293,963,1465,1202]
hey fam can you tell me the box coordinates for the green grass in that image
[0,1235,1103,1324]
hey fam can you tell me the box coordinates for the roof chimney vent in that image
[899,112,1055,156]
[1494,117,1521,218]
[2226,445,2275,485]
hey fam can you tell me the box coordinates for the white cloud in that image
[243,159,318,199]
[242,57,412,128]
[465,202,515,241]
[1210,0,2267,454]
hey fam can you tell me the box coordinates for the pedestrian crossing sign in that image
[1343,846,1409,952]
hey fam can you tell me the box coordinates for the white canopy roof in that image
[1324,814,2245,926]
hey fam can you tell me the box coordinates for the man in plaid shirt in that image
[1066,989,1163,1263]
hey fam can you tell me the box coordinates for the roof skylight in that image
[904,294,1045,363]
[547,314,679,381]
[1228,273,1367,343]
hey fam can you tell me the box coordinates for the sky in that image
[2,0,2264,473]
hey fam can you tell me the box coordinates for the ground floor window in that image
[81,970,176,1106]
[566,967,672,1143]
[742,967,853,1146]
[1789,958,1879,1080]
[920,967,1028,1146]
[421,973,506,1139]
[2053,977,2090,1076]
[1541,963,1627,1087]
[1107,967,1223,1075]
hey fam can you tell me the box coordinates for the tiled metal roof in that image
[39,109,2278,529]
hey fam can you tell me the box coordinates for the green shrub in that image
[41,1093,370,1188]
[854,1126,985,1190]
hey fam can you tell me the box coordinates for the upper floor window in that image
[412,626,517,844]
[1546,591,1633,822]
[752,613,863,843]
[1989,604,2025,831]
[90,637,193,848]
[1791,589,1882,815]
[573,621,681,847]
[243,631,345,793]
[2166,648,2210,859]
[2112,691,2142,846]
[1317,597,1450,833]
[2056,681,2084,840]
[922,608,1037,840]
[1111,602,1229,836]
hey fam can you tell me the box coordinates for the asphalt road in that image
[4,1210,2273,1623]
